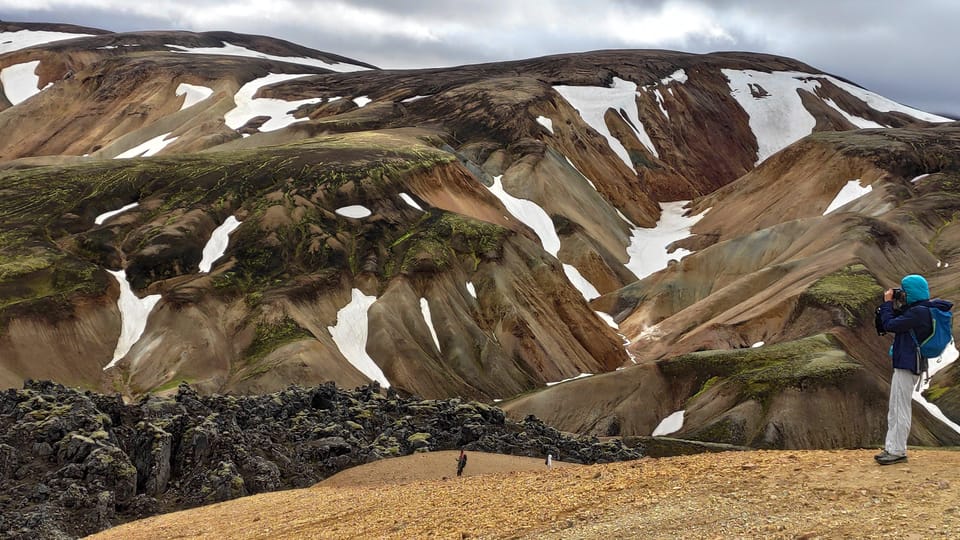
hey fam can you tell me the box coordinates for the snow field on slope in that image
[115,133,178,158]
[94,202,138,225]
[328,289,390,387]
[536,115,554,134]
[723,69,951,165]
[0,29,93,54]
[165,42,369,72]
[465,282,477,299]
[176,83,214,110]
[353,96,371,107]
[553,77,659,169]
[224,73,323,132]
[823,179,872,215]
[0,60,48,105]
[105,269,161,370]
[199,216,242,272]
[625,201,707,281]
[652,410,685,436]
[914,341,960,435]
[419,298,442,353]
[822,97,884,128]
[660,69,688,85]
[486,176,602,301]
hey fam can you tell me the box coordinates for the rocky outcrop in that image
[0,380,639,539]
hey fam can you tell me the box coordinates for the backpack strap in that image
[909,329,930,390]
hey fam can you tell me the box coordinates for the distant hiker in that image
[875,274,953,465]
[545,454,553,470]
[456,450,467,477]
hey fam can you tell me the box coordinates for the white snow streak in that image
[625,201,707,281]
[536,115,554,134]
[328,289,389,387]
[165,42,369,72]
[911,174,931,184]
[823,179,872,215]
[563,264,600,301]
[224,73,321,132]
[353,95,372,108]
[0,30,92,55]
[175,83,214,110]
[827,77,951,124]
[420,298,441,353]
[752,341,765,348]
[652,410,685,436]
[95,202,138,225]
[488,175,560,255]
[914,341,960,435]
[1,60,49,105]
[198,216,241,273]
[335,205,372,218]
[653,89,669,119]
[554,77,658,168]
[822,97,885,128]
[401,95,428,103]
[466,282,477,299]
[399,192,424,211]
[105,269,161,370]
[115,133,178,158]
[545,373,593,387]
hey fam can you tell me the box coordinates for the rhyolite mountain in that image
[2,22,960,450]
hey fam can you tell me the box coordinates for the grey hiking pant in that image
[885,368,920,456]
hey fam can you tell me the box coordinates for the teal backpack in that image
[910,306,954,359]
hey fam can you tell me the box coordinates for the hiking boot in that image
[874,450,889,460]
[876,452,907,465]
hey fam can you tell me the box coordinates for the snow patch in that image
[401,95,428,103]
[487,175,560,256]
[723,69,951,165]
[166,42,369,72]
[198,216,241,273]
[914,341,960,435]
[546,373,593,387]
[0,30,93,55]
[328,289,389,387]
[911,174,930,184]
[224,73,322,132]
[564,156,597,190]
[536,115,554,134]
[660,69,688,85]
[176,83,214,110]
[466,282,477,299]
[625,201,707,281]
[420,298,441,353]
[822,97,885,128]
[105,269,161,370]
[752,341,765,348]
[353,95,372,108]
[563,264,600,301]
[0,60,49,105]
[823,179,872,215]
[399,192,423,211]
[554,77,659,168]
[652,410,685,436]
[594,311,619,329]
[115,133,178,158]
[95,202,139,225]
[653,89,669,119]
[335,205,372,218]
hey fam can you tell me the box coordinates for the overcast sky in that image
[2,0,957,117]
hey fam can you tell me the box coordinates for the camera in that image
[891,288,906,303]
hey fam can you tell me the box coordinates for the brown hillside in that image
[90,449,960,539]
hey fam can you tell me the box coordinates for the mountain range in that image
[2,20,959,453]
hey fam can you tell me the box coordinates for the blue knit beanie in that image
[901,274,930,303]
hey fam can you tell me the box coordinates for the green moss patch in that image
[661,334,863,407]
[387,212,508,276]
[799,264,884,326]
[242,317,313,366]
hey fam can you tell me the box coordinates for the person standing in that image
[456,449,467,477]
[876,274,953,465]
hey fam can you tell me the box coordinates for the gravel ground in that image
[91,448,960,539]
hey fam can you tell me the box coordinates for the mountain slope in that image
[1,22,958,443]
